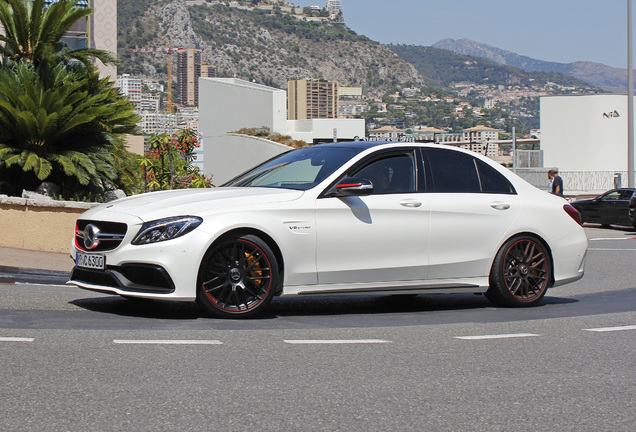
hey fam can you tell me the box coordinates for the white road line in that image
[584,325,636,332]
[588,248,636,251]
[589,237,636,241]
[455,333,540,340]
[113,339,223,345]
[0,337,34,342]
[284,339,391,344]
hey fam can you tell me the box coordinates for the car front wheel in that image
[485,236,552,307]
[197,234,279,318]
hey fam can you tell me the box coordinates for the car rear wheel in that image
[197,234,279,318]
[485,236,551,307]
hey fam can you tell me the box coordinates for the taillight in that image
[564,204,582,226]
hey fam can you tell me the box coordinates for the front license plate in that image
[76,252,106,270]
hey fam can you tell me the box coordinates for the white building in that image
[139,94,160,112]
[541,95,633,172]
[115,74,142,104]
[199,77,365,185]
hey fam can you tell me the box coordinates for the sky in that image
[291,0,635,69]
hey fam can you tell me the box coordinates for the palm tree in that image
[0,62,140,196]
[0,0,117,68]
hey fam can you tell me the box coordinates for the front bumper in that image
[69,264,175,294]
[68,226,213,301]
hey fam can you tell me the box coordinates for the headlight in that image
[132,216,203,245]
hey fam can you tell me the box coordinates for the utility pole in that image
[629,0,635,187]
[512,124,516,174]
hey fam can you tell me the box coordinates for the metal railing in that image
[515,169,628,193]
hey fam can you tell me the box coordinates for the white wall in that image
[204,134,291,185]
[199,77,366,184]
[199,78,289,184]
[287,118,365,142]
[199,78,287,134]
[541,95,633,171]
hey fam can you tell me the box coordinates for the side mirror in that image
[332,177,374,197]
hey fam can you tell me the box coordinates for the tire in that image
[485,236,552,307]
[196,234,280,318]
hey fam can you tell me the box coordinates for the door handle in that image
[400,199,422,208]
[490,202,511,210]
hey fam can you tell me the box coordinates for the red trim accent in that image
[337,183,362,188]
[74,222,85,251]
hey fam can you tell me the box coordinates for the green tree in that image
[0,0,117,67]
[0,62,140,197]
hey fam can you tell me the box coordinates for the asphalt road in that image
[1,226,634,431]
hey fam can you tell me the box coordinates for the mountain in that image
[433,38,627,94]
[118,0,422,97]
[387,45,599,90]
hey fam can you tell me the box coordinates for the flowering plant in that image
[142,129,212,191]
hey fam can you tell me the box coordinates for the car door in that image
[315,150,431,285]
[424,149,521,279]
[615,189,634,225]
[596,190,621,224]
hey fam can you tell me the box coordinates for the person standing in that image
[551,167,564,196]
[547,169,554,193]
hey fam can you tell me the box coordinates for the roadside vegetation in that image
[0,0,140,199]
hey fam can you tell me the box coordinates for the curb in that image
[0,265,70,285]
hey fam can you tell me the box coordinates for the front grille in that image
[75,220,127,252]
[71,267,120,288]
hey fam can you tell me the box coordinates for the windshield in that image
[223,146,363,190]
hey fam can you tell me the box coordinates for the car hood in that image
[81,187,305,222]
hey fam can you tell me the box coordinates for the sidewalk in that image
[0,246,74,273]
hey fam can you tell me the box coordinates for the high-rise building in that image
[177,49,202,107]
[287,79,339,120]
[89,0,118,80]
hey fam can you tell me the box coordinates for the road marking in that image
[588,248,636,251]
[589,237,636,241]
[0,337,34,342]
[455,333,540,340]
[284,339,391,344]
[584,325,636,332]
[113,339,223,345]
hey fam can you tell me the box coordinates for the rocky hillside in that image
[118,0,422,96]
[433,38,626,94]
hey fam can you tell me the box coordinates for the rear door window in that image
[425,149,515,194]
[425,149,480,193]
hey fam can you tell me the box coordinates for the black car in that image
[572,188,636,228]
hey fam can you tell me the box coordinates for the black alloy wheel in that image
[486,236,551,307]
[197,234,279,318]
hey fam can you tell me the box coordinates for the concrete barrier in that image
[0,195,99,254]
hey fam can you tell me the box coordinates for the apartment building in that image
[139,94,160,112]
[177,49,202,107]
[287,79,339,120]
[115,74,142,104]
[201,62,217,79]
[463,125,500,142]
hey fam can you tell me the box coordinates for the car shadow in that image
[584,223,636,234]
[70,296,204,320]
[70,293,579,321]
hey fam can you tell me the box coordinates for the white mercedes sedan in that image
[68,142,587,318]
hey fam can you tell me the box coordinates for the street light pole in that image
[629,0,635,187]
